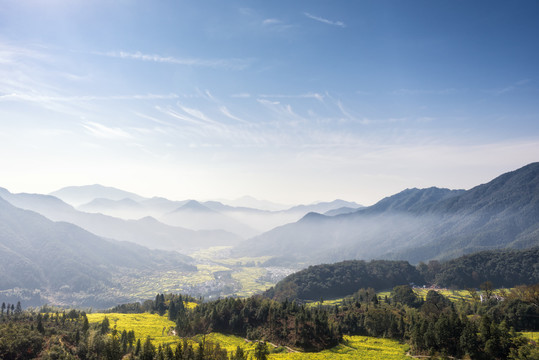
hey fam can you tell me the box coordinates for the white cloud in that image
[220,106,249,124]
[258,93,324,101]
[82,121,133,139]
[97,50,251,70]
[304,12,345,28]
[263,18,282,25]
[231,93,251,98]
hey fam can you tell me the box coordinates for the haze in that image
[1,1,538,205]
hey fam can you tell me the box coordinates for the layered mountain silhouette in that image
[49,186,362,236]
[0,189,241,252]
[0,196,195,307]
[233,162,539,264]
[50,184,146,206]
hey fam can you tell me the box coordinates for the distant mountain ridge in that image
[49,186,364,236]
[0,189,242,252]
[50,184,146,206]
[0,196,195,307]
[233,162,539,264]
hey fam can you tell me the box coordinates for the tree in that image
[231,345,247,360]
[101,316,110,334]
[37,313,45,334]
[392,285,422,308]
[141,336,155,360]
[480,281,494,301]
[168,300,177,321]
[254,341,269,360]
[15,301,22,315]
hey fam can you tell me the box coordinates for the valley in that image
[1,163,538,359]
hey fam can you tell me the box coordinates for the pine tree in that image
[15,301,22,315]
[254,341,269,360]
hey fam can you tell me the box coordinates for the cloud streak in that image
[304,12,345,28]
[97,51,251,70]
[83,121,133,139]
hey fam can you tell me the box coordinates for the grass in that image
[87,313,179,347]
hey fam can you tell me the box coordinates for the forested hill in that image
[234,162,539,264]
[265,260,422,301]
[265,247,539,301]
[433,246,539,288]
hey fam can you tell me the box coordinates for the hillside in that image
[265,259,422,301]
[0,197,195,307]
[234,162,539,264]
[265,247,539,302]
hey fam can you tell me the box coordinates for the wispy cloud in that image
[0,93,179,103]
[83,121,133,139]
[263,18,282,26]
[258,93,324,102]
[231,93,251,98]
[486,79,531,96]
[392,88,459,95]
[95,50,251,70]
[304,12,345,28]
[220,106,249,124]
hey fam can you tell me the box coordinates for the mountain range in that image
[0,196,195,307]
[233,162,539,264]
[1,162,538,307]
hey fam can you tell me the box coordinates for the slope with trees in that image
[234,162,539,264]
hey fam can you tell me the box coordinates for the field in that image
[522,332,539,343]
[87,313,179,347]
[111,248,283,302]
[308,287,502,307]
[85,313,410,359]
[197,333,409,360]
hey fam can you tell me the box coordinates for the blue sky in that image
[1,0,538,205]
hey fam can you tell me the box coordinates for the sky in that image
[1,0,538,206]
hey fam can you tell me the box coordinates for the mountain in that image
[284,199,363,215]
[324,206,362,216]
[77,197,147,219]
[221,195,290,211]
[233,162,539,265]
[160,200,259,238]
[50,184,146,207]
[0,197,195,307]
[0,190,242,252]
